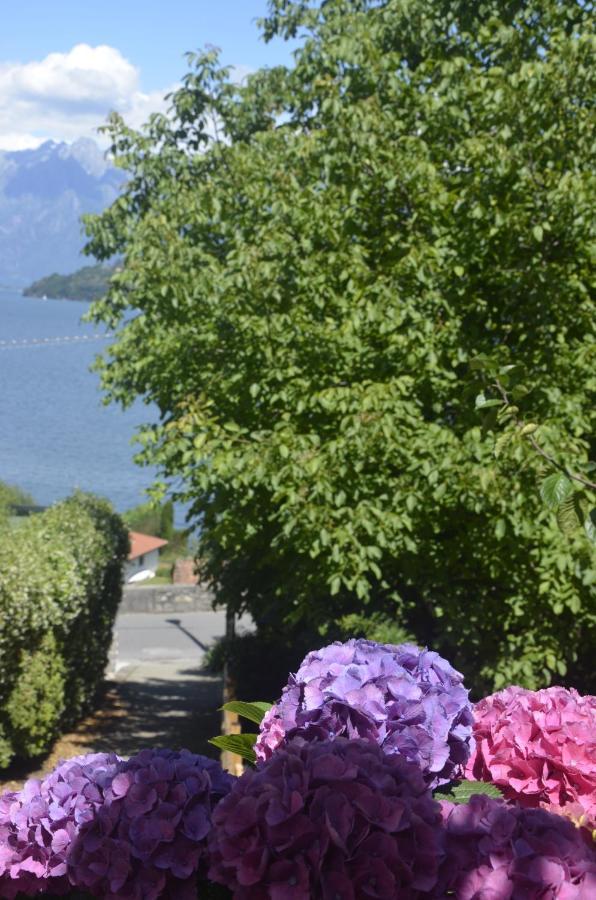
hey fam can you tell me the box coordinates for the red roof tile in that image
[127,531,168,561]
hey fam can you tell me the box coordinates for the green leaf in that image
[494,430,514,458]
[511,384,531,402]
[556,492,585,536]
[540,473,573,509]
[209,733,258,764]
[533,224,544,242]
[475,393,501,410]
[221,700,273,725]
[584,509,596,543]
[434,780,504,804]
[520,423,538,435]
[469,355,490,372]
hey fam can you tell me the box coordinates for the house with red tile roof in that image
[124,531,168,583]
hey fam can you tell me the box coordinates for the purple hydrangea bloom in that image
[438,794,596,898]
[0,752,122,898]
[255,639,474,786]
[68,747,234,900]
[208,736,443,899]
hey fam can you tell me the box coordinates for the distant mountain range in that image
[0,138,124,288]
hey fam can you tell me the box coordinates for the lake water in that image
[0,289,160,514]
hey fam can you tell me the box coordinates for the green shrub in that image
[0,493,128,767]
[6,633,66,759]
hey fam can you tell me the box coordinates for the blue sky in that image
[0,1,296,150]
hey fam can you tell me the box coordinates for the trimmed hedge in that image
[0,493,128,767]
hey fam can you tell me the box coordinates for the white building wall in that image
[123,548,161,582]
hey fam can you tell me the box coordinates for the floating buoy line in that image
[0,333,113,350]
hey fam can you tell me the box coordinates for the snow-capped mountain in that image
[0,138,124,287]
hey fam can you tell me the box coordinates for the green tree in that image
[124,500,165,537]
[0,480,35,528]
[86,0,595,695]
[0,480,34,511]
[124,498,182,549]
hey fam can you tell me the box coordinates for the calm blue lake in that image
[0,289,160,514]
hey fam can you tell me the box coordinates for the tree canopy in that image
[86,0,595,694]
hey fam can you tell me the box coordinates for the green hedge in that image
[0,493,129,767]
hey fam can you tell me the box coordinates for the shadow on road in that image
[85,668,222,759]
[164,617,210,653]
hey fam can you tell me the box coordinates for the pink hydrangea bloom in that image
[466,685,596,829]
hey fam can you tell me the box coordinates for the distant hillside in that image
[0,139,124,287]
[23,263,116,302]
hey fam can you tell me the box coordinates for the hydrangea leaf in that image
[434,780,504,804]
[221,701,273,726]
[209,734,258,764]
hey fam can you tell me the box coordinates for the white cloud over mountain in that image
[0,44,175,150]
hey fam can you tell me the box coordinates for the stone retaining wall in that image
[120,584,215,613]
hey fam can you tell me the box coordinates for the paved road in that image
[104,610,253,762]
[110,610,254,671]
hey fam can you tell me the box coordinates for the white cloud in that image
[0,133,46,152]
[0,44,175,150]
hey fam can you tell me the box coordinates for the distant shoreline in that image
[22,263,115,302]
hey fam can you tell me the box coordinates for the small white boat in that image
[127,569,156,583]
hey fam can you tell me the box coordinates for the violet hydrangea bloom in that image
[466,685,596,829]
[0,752,121,898]
[437,793,596,898]
[68,747,234,900]
[255,639,474,786]
[209,736,444,899]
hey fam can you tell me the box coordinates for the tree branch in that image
[493,379,596,493]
